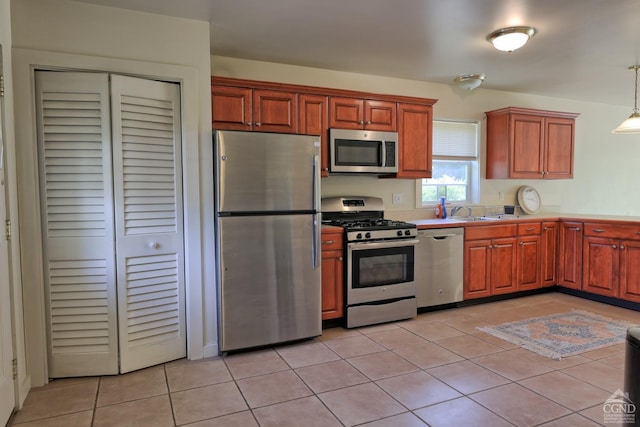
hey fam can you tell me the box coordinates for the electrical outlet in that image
[392,193,403,204]
[499,192,505,201]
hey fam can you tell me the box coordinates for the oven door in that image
[347,238,417,305]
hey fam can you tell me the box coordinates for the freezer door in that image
[216,130,321,213]
[218,214,322,352]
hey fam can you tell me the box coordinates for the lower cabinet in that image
[582,222,640,301]
[464,225,518,299]
[516,223,542,291]
[541,221,558,287]
[558,221,583,289]
[321,228,344,320]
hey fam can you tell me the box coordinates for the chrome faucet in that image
[450,205,472,217]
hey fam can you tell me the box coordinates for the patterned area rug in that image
[478,310,634,360]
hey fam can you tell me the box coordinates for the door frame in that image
[12,48,210,386]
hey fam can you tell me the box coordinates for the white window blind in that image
[432,120,477,158]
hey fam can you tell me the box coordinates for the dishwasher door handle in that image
[431,234,459,240]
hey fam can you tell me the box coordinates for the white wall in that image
[11,0,216,386]
[211,56,640,219]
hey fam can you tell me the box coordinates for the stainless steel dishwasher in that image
[415,228,464,308]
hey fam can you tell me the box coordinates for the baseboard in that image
[556,287,640,312]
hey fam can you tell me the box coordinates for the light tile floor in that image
[9,293,640,426]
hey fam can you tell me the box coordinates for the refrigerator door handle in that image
[312,154,321,269]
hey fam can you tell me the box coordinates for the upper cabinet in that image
[329,97,396,131]
[211,76,437,178]
[485,107,580,179]
[212,85,297,133]
[397,103,433,178]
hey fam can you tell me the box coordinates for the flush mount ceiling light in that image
[454,74,485,90]
[612,65,640,134]
[487,26,536,52]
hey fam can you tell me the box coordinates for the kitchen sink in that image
[449,216,502,222]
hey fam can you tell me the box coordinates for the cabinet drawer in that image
[465,224,517,240]
[321,228,343,250]
[583,222,640,240]
[518,222,541,236]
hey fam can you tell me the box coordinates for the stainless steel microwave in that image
[329,129,399,174]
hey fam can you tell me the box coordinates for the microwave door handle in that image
[380,140,386,167]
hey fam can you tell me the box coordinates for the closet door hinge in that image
[0,75,4,97]
[5,219,10,241]
[12,358,17,380]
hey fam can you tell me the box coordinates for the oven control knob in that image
[356,233,363,239]
[365,232,371,239]
[404,230,411,236]
[397,230,403,236]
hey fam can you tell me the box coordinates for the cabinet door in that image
[396,103,432,178]
[491,237,518,294]
[329,97,364,129]
[321,249,344,320]
[510,114,545,179]
[619,240,640,303]
[211,85,252,130]
[299,94,329,176]
[558,222,583,289]
[321,229,344,320]
[583,236,619,297]
[464,240,491,299]
[517,235,541,290]
[364,100,397,131]
[541,222,558,287]
[544,117,575,179]
[253,89,297,133]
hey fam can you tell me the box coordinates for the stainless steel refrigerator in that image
[214,130,322,352]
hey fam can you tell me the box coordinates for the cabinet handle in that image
[323,240,335,245]
[519,241,525,246]
[359,121,364,125]
[247,122,252,126]
[620,245,625,250]
[543,226,549,231]
[339,257,343,261]
[255,122,261,126]
[366,121,371,125]
[572,227,581,232]
[613,244,617,249]
[525,227,535,231]
[592,228,607,233]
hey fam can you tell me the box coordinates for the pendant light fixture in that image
[487,26,536,52]
[612,65,640,134]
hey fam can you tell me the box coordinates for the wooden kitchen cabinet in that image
[321,228,344,320]
[212,84,298,133]
[558,221,583,289]
[540,221,559,287]
[516,223,542,291]
[582,222,640,300]
[329,97,397,131]
[464,225,518,299]
[396,103,433,178]
[211,76,437,179]
[485,107,579,179]
[299,94,329,176]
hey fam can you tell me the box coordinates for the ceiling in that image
[73,0,640,108]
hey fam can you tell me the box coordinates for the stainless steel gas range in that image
[322,196,418,328]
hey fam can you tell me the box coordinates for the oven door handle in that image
[348,239,419,250]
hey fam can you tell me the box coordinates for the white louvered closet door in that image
[36,72,186,377]
[35,72,119,377]
[110,75,185,373]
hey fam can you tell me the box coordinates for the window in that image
[417,120,479,207]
